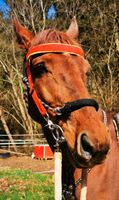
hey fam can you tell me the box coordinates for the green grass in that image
[0,169,54,200]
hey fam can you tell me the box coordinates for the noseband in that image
[55,98,99,115]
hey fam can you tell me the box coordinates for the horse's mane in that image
[31,29,79,47]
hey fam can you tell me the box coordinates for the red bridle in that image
[25,43,84,118]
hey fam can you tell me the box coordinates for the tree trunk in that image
[0,109,17,152]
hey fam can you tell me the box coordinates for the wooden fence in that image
[0,133,47,156]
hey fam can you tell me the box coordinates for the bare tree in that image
[0,0,118,150]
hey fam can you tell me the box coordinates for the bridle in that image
[23,42,99,152]
[23,42,100,199]
[23,42,99,125]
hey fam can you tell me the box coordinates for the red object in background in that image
[33,145,53,159]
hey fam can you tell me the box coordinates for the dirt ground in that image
[0,155,54,173]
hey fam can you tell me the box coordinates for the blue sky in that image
[0,0,9,10]
[0,0,10,17]
[0,0,56,19]
[47,5,56,19]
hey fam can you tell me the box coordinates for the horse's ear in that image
[12,16,34,50]
[66,16,79,39]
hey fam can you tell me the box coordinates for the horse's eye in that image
[32,62,48,78]
[36,62,48,73]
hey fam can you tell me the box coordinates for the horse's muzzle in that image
[72,133,110,168]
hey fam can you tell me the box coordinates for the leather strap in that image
[26,62,47,117]
[26,43,84,60]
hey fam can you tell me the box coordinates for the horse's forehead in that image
[32,53,80,72]
[32,54,56,66]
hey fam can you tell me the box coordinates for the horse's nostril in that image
[80,134,94,160]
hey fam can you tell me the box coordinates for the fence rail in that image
[0,133,47,152]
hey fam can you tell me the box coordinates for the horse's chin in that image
[68,147,107,169]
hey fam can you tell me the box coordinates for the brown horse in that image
[12,17,119,200]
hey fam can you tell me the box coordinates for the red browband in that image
[26,43,84,60]
[26,43,84,117]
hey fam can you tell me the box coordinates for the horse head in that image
[12,16,110,168]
